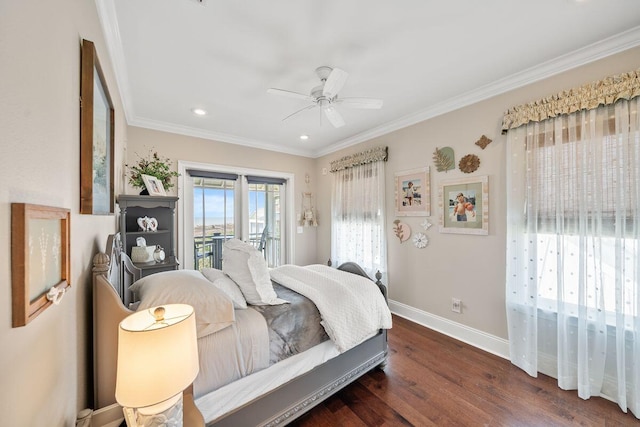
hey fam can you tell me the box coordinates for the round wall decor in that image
[459,154,480,173]
[413,232,428,248]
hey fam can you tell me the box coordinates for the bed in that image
[92,234,391,426]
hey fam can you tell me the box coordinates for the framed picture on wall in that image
[80,38,115,215]
[438,175,488,235]
[11,203,71,327]
[394,167,430,216]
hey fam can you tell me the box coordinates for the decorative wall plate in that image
[393,219,411,243]
[459,154,480,173]
[433,147,455,172]
[475,135,492,149]
[413,232,428,248]
[421,219,432,230]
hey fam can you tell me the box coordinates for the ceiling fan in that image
[267,66,383,128]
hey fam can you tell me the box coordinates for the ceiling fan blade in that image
[336,97,383,109]
[282,104,316,122]
[267,88,312,101]
[322,68,348,98]
[323,105,345,128]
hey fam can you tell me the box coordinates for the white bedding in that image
[195,340,340,423]
[270,264,392,352]
[194,264,392,423]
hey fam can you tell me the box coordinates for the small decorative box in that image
[131,246,155,263]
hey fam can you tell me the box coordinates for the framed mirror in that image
[80,38,114,215]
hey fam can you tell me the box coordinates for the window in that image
[178,162,294,271]
[505,97,639,414]
[331,160,387,281]
[192,174,236,270]
[246,176,284,268]
[510,106,639,318]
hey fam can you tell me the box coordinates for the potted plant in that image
[127,149,179,194]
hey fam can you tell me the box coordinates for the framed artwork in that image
[394,167,430,216]
[80,38,115,215]
[438,175,488,235]
[11,203,71,327]
[142,174,167,196]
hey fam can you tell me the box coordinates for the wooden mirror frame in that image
[80,38,115,215]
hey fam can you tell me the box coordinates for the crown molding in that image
[95,0,135,124]
[129,116,316,158]
[315,25,640,158]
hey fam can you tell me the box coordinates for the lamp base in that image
[123,393,183,427]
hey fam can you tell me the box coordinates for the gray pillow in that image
[129,270,235,338]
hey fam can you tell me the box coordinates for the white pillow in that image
[129,270,235,338]
[222,239,287,305]
[200,267,226,282]
[201,268,248,309]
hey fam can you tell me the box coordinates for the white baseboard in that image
[90,403,124,427]
[388,299,510,360]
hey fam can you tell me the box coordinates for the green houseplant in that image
[127,150,179,193]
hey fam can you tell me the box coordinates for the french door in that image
[178,162,293,270]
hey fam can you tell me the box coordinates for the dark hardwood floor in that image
[290,315,639,426]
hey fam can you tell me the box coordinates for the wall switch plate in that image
[452,298,462,313]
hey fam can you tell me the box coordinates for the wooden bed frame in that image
[92,233,389,426]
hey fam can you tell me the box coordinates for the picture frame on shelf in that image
[80,39,115,215]
[438,175,488,235]
[11,203,71,327]
[394,167,430,216]
[142,174,166,196]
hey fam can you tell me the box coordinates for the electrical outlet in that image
[452,298,462,313]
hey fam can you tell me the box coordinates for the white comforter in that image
[269,264,392,352]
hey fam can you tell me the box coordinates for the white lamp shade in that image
[115,304,199,409]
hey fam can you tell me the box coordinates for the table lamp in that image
[115,304,199,427]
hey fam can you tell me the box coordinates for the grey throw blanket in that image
[250,282,329,365]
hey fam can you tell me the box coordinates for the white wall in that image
[314,46,640,352]
[0,1,126,425]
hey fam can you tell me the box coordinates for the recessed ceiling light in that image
[299,135,309,141]
[192,108,207,116]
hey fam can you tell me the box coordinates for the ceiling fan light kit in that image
[268,66,383,128]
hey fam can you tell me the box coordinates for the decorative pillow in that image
[222,238,287,305]
[201,267,248,310]
[200,267,226,282]
[129,270,235,338]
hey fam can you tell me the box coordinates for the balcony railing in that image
[194,234,280,270]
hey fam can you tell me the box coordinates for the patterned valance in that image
[329,146,388,173]
[501,68,640,134]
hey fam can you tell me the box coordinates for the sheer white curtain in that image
[506,98,640,418]
[331,160,387,281]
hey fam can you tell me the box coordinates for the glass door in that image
[193,176,236,270]
[248,180,283,268]
[187,170,288,270]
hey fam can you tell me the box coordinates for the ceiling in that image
[96,0,640,158]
